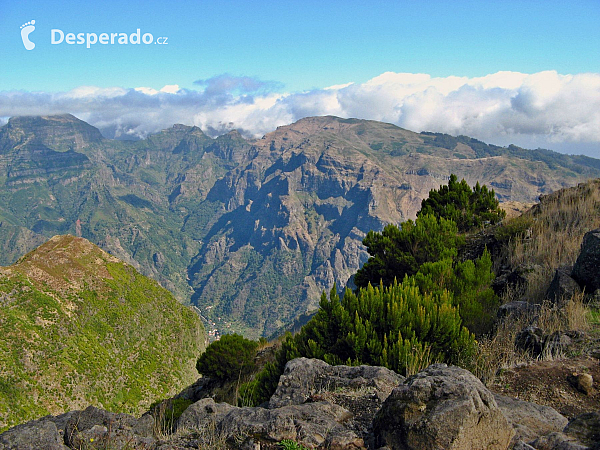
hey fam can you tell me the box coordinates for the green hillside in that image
[0,235,205,431]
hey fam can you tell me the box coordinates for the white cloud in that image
[0,71,599,156]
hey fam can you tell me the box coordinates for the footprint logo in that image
[20,20,36,50]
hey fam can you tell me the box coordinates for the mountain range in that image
[2,114,600,338]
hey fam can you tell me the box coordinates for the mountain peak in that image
[2,114,104,151]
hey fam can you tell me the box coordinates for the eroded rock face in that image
[572,229,600,294]
[373,363,514,450]
[0,415,72,450]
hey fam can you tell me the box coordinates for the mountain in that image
[0,235,205,432]
[1,114,600,338]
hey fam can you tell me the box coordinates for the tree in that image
[418,174,505,232]
[196,334,258,381]
[354,214,463,289]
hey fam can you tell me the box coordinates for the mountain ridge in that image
[1,114,599,337]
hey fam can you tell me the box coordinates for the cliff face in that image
[1,114,600,338]
[0,235,205,432]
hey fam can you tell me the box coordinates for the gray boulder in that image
[373,363,514,450]
[532,432,589,450]
[0,417,70,450]
[65,406,155,449]
[547,266,581,306]
[269,357,403,409]
[178,397,363,449]
[564,411,600,447]
[572,229,600,294]
[497,301,540,321]
[494,394,568,444]
[515,326,545,357]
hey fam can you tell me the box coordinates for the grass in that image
[498,179,600,303]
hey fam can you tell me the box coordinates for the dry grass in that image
[472,293,592,385]
[502,179,600,303]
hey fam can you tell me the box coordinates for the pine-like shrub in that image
[196,333,258,381]
[418,174,505,232]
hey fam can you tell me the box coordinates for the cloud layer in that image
[1,71,599,156]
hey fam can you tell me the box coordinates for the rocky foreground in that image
[1,357,599,450]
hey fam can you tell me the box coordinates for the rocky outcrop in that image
[2,359,599,449]
[572,229,600,295]
[373,364,514,450]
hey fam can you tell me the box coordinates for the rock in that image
[65,406,155,449]
[178,397,363,449]
[572,229,600,294]
[547,266,581,306]
[494,394,568,444]
[567,373,594,395]
[564,411,600,446]
[0,417,69,450]
[511,441,537,450]
[532,432,589,450]
[497,301,540,321]
[373,363,514,450]
[542,331,573,358]
[515,326,545,357]
[269,357,404,409]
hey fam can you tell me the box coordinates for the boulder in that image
[542,331,573,359]
[178,397,363,449]
[65,406,155,449]
[0,418,69,450]
[547,266,581,306]
[494,394,568,444]
[373,364,514,450]
[564,411,600,447]
[572,229,600,294]
[567,373,594,395]
[532,432,589,450]
[269,357,403,409]
[497,301,540,321]
[515,326,545,357]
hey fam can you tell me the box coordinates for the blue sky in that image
[1,0,599,156]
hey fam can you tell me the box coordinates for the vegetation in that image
[418,174,506,232]
[0,236,205,432]
[354,214,463,289]
[196,334,258,381]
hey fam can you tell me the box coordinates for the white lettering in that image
[130,29,140,44]
[99,33,109,44]
[65,33,75,44]
[51,29,64,44]
[142,33,153,44]
[86,33,97,48]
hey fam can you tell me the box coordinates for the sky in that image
[0,0,599,156]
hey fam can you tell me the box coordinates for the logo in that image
[20,20,36,50]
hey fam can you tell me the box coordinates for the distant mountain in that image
[0,235,205,431]
[1,114,599,338]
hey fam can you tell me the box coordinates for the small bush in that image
[196,334,258,381]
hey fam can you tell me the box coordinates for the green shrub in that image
[196,334,258,381]
[495,215,534,243]
[413,249,499,335]
[354,214,463,289]
[419,174,505,232]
